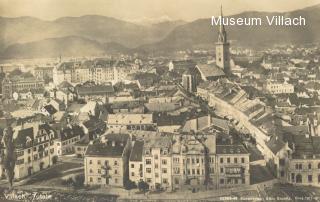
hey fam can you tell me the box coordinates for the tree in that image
[73,174,85,188]
[2,126,16,189]
[52,155,58,164]
[138,180,149,193]
[124,180,136,190]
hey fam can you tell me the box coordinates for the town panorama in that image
[0,2,320,202]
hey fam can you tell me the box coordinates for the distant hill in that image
[137,4,320,52]
[1,36,106,59]
[1,4,320,58]
[0,15,185,50]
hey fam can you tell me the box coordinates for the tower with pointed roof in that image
[215,6,230,74]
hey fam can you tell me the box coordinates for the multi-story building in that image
[265,81,294,94]
[0,122,59,180]
[53,59,137,86]
[54,125,86,156]
[182,69,197,93]
[216,144,250,188]
[127,132,250,191]
[84,133,131,187]
[142,135,172,191]
[33,65,54,81]
[270,128,320,187]
[171,133,217,191]
[105,113,156,131]
[2,76,45,99]
[129,140,144,183]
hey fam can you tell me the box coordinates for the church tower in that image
[215,6,230,74]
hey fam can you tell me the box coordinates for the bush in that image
[124,180,137,190]
[73,174,85,188]
[52,156,58,164]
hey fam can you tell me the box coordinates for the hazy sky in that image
[1,0,320,22]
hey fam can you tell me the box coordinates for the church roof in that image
[196,64,225,80]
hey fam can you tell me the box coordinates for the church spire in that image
[218,5,227,43]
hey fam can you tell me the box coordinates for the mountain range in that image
[1,4,320,59]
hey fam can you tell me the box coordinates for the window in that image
[162,159,167,165]
[291,173,295,181]
[146,159,151,165]
[197,169,200,175]
[90,177,93,182]
[162,168,167,173]
[318,174,320,183]
[175,178,179,185]
[308,175,313,183]
[192,169,195,175]
[114,161,118,166]
[234,158,238,164]
[98,178,101,183]
[114,178,118,183]
[220,158,223,163]
[220,167,224,173]
[163,178,168,184]
[308,163,312,170]
[89,160,92,165]
[280,171,285,177]
[241,158,245,163]
[98,169,101,174]
[192,158,195,164]
[155,173,159,178]
[131,164,134,168]
[98,160,101,165]
[210,167,214,174]
[155,163,159,169]
[146,168,151,173]
[227,158,230,163]
[114,170,118,174]
[131,172,135,177]
[220,179,224,184]
[242,178,246,184]
[147,178,152,183]
[90,169,93,173]
[318,163,320,169]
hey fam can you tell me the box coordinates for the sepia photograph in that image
[0,0,320,201]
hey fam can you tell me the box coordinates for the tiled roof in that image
[196,64,225,79]
[85,133,129,157]
[130,140,144,162]
[216,145,249,154]
[107,113,153,125]
[77,85,114,95]
[266,135,286,155]
[43,104,57,115]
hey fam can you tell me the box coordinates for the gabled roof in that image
[130,140,144,162]
[196,64,225,80]
[266,135,287,155]
[43,104,57,115]
[85,133,129,157]
[76,85,114,95]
